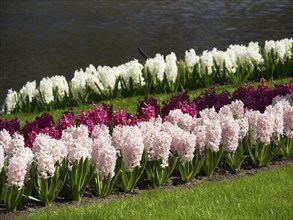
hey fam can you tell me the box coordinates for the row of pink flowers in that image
[0,97,292,189]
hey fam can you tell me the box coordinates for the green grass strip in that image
[1,77,290,128]
[23,165,293,220]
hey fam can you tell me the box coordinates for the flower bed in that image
[0,89,292,212]
[2,38,292,114]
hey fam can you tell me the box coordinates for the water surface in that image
[0,0,292,103]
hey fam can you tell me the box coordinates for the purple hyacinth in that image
[39,127,61,140]
[59,111,75,132]
[76,104,109,135]
[137,97,160,121]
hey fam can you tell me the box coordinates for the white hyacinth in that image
[185,49,200,72]
[165,52,178,83]
[19,81,36,103]
[51,75,69,99]
[227,42,263,68]
[39,77,54,104]
[200,50,214,76]
[2,89,18,114]
[145,53,166,82]
[71,69,88,100]
[265,38,293,63]
[7,147,34,188]
[97,65,117,91]
[122,59,145,87]
[211,48,235,74]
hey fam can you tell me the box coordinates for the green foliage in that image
[145,157,178,187]
[65,157,95,201]
[118,151,147,192]
[29,159,68,206]
[246,133,277,167]
[224,141,248,172]
[278,136,293,157]
[92,169,120,197]
[178,151,205,183]
[202,145,224,176]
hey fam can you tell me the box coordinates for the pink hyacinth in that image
[203,117,222,152]
[138,118,162,159]
[282,101,293,138]
[33,134,67,179]
[166,109,194,132]
[92,124,113,164]
[62,125,92,163]
[0,144,4,172]
[229,100,245,118]
[245,110,262,143]
[172,130,196,162]
[237,117,249,140]
[0,129,12,157]
[199,107,218,121]
[256,112,274,145]
[92,142,117,179]
[192,118,207,153]
[7,133,25,159]
[221,117,240,152]
[116,125,144,172]
[152,131,172,168]
[265,102,284,141]
[112,125,130,152]
[91,124,110,142]
[161,121,184,153]
[7,147,34,188]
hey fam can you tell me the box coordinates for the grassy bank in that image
[22,164,293,220]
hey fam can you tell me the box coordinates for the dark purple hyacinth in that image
[36,113,55,130]
[59,111,75,132]
[162,91,198,118]
[0,118,20,135]
[193,88,231,112]
[137,97,160,121]
[22,120,39,148]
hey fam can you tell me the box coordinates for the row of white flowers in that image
[2,38,293,114]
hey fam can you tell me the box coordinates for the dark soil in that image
[1,156,292,220]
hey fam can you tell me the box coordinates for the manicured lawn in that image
[23,165,293,220]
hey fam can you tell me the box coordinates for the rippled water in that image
[0,0,292,103]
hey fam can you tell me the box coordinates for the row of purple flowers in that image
[0,79,292,148]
